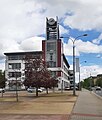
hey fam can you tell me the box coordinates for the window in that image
[51,71,56,77]
[47,42,56,51]
[8,63,21,69]
[8,55,23,60]
[48,61,56,67]
[50,53,53,60]
[9,72,21,77]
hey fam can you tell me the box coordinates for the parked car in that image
[64,87,70,91]
[27,88,43,93]
[0,88,5,93]
[27,88,35,93]
[70,86,78,90]
[38,88,43,92]
[95,87,101,91]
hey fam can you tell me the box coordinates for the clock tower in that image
[42,17,63,78]
[46,17,60,40]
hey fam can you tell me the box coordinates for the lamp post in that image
[14,69,20,102]
[8,64,20,102]
[61,34,88,95]
[15,71,18,102]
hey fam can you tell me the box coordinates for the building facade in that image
[4,51,42,90]
[69,70,74,89]
[42,17,70,90]
[4,17,70,90]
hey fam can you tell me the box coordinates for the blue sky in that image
[0,0,102,82]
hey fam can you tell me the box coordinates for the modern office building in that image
[42,17,70,90]
[4,51,43,90]
[4,17,70,90]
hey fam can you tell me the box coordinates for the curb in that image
[68,91,80,120]
[92,91,102,100]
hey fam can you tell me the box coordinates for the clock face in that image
[48,18,55,25]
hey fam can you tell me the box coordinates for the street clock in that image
[48,18,55,25]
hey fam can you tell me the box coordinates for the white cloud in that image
[96,54,101,58]
[0,0,46,39]
[92,33,102,44]
[80,65,102,81]
[0,0,46,59]
[75,40,102,53]
[20,36,45,51]
[71,64,102,83]
[59,25,68,35]
[64,0,102,31]
[1,0,102,57]
[1,38,21,54]
[0,0,70,59]
[64,39,80,56]
[69,64,102,83]
[1,0,102,73]
[64,38,102,56]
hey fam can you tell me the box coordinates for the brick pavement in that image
[0,114,70,120]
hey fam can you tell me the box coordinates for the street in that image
[93,89,102,97]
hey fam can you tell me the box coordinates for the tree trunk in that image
[1,92,3,98]
[46,88,48,94]
[36,87,38,97]
[52,87,55,93]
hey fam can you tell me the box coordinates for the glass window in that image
[50,53,53,60]
[47,42,56,51]
[8,63,21,69]
[8,55,23,60]
[9,72,21,77]
[48,61,56,67]
[51,71,56,77]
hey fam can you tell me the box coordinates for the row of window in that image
[9,63,21,69]
[8,71,56,78]
[9,72,21,77]
[8,54,41,60]
[47,61,56,67]
[8,55,23,60]
[47,42,56,51]
[63,73,68,80]
[64,65,68,74]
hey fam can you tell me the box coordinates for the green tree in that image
[82,76,94,90]
[0,70,6,98]
[82,78,90,89]
[96,77,102,87]
[0,70,6,88]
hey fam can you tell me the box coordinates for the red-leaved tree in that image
[23,54,58,96]
[23,54,44,96]
[41,68,51,94]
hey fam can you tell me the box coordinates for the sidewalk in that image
[70,89,102,120]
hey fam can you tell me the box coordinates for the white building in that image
[4,51,42,90]
[4,17,71,90]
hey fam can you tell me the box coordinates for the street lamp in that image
[14,71,19,102]
[61,34,88,95]
[8,65,21,102]
[13,69,20,102]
